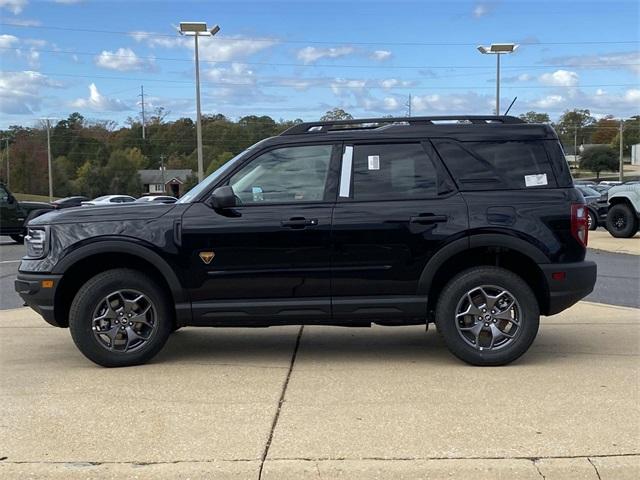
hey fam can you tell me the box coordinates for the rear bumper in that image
[539,261,597,315]
[15,272,63,327]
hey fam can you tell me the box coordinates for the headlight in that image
[25,227,49,258]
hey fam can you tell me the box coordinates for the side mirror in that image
[209,186,237,209]
[7,194,15,204]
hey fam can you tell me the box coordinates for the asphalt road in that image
[1,237,638,311]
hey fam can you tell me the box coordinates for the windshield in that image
[177,139,271,203]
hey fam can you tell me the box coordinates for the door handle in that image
[410,214,448,224]
[281,217,319,229]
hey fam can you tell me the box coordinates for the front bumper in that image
[539,261,597,315]
[15,272,63,327]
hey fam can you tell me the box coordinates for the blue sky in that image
[0,0,638,128]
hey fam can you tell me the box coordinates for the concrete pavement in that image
[1,302,638,479]
[589,229,639,255]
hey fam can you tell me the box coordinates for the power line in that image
[1,22,639,46]
[1,46,638,71]
[3,70,636,91]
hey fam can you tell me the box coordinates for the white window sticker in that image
[524,173,548,187]
[368,155,380,170]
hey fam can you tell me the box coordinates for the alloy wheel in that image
[455,285,522,351]
[91,289,157,353]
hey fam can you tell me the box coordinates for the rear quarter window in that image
[433,139,558,190]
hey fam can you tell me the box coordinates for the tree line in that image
[0,108,638,197]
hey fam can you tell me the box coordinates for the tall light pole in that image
[477,43,518,115]
[178,21,220,182]
[45,119,53,202]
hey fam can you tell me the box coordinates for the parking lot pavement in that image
[589,229,639,255]
[1,302,638,479]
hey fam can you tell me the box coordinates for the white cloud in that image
[16,47,40,67]
[472,1,499,18]
[330,78,367,96]
[379,78,413,90]
[624,89,640,103]
[544,51,640,75]
[0,34,18,49]
[5,18,40,26]
[205,62,255,86]
[371,50,392,61]
[411,92,495,114]
[95,47,154,72]
[131,31,277,63]
[539,70,579,87]
[0,0,27,14]
[533,94,565,109]
[0,70,63,114]
[297,46,355,64]
[71,83,129,111]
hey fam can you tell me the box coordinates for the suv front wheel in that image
[69,268,173,367]
[606,203,639,238]
[435,266,540,366]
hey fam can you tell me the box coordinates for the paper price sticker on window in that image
[368,155,380,170]
[524,173,548,187]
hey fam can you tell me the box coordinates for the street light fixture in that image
[178,21,220,182]
[477,43,519,115]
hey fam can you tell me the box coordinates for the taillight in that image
[571,203,588,247]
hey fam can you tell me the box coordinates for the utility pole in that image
[1,138,9,188]
[619,120,624,182]
[45,119,53,202]
[496,52,500,115]
[140,85,146,140]
[574,126,578,164]
[406,94,412,117]
[160,154,166,194]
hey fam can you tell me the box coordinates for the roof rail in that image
[280,115,525,135]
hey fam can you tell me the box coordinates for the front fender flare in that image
[52,239,187,304]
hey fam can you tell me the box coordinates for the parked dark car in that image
[0,183,54,243]
[51,196,89,209]
[575,185,608,230]
[16,115,596,367]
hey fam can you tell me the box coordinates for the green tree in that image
[205,151,234,176]
[104,149,143,196]
[553,109,596,154]
[320,108,353,121]
[579,145,618,179]
[518,111,550,123]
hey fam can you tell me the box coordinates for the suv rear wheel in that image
[69,268,173,367]
[435,266,540,366]
[606,203,639,238]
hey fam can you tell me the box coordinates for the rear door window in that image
[349,143,439,201]
[433,139,557,190]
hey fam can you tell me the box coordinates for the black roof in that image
[271,115,557,144]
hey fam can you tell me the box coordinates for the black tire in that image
[435,266,540,366]
[10,233,24,244]
[69,269,173,367]
[606,203,639,238]
[587,209,598,231]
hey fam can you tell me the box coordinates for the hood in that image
[20,201,54,210]
[29,202,176,226]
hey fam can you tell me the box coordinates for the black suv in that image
[16,116,596,367]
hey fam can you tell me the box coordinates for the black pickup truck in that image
[0,183,53,243]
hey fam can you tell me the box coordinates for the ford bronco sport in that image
[15,116,597,367]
